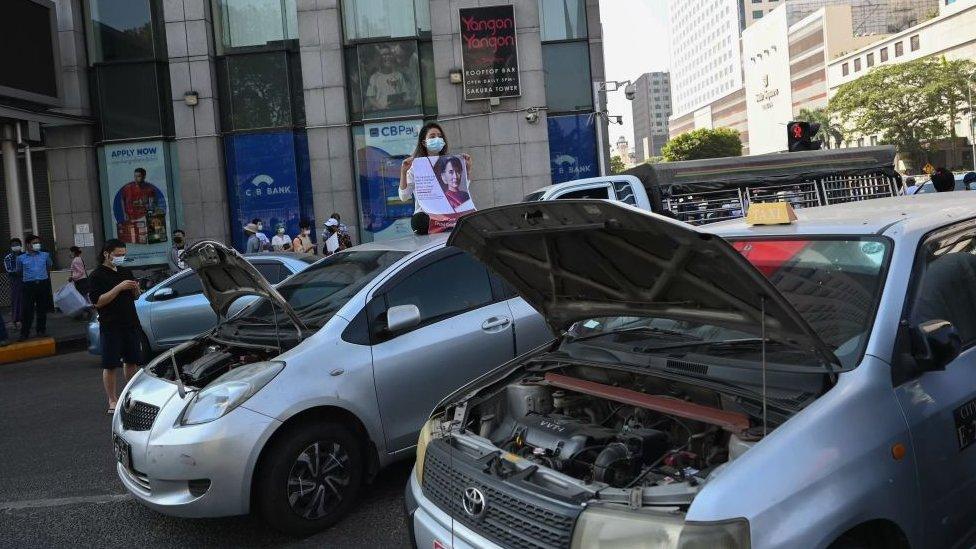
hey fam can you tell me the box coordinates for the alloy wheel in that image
[286,441,351,520]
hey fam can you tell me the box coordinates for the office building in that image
[630,72,672,160]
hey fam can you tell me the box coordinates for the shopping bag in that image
[54,281,88,317]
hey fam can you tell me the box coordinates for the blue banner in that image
[547,113,598,184]
[224,131,310,251]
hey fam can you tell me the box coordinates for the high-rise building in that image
[630,72,672,160]
[743,0,939,31]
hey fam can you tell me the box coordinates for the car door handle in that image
[482,317,511,331]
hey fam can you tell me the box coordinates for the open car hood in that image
[181,240,306,335]
[448,200,840,371]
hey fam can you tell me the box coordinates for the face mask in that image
[173,237,184,245]
[31,243,41,251]
[111,255,126,266]
[303,230,310,236]
[256,224,264,231]
[11,246,21,252]
[425,137,445,154]
[277,228,285,234]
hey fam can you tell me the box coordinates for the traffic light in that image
[787,121,822,152]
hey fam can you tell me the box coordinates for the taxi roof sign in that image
[746,202,798,226]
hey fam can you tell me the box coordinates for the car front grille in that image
[422,441,580,549]
[120,399,159,431]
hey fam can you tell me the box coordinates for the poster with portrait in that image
[411,155,476,234]
[99,140,174,266]
[353,42,423,118]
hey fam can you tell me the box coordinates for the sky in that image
[599,0,671,152]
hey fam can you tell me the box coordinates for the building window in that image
[340,0,430,42]
[895,41,904,56]
[880,47,888,62]
[539,0,587,41]
[842,62,849,76]
[866,52,874,67]
[857,137,864,147]
[92,63,171,140]
[910,35,920,51]
[870,135,878,146]
[216,52,305,131]
[345,40,435,121]
[752,10,763,19]
[854,58,862,72]
[543,41,593,112]
[86,0,163,63]
[212,0,299,54]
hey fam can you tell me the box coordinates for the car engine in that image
[147,341,275,388]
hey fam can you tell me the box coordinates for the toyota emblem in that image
[462,487,487,519]
[123,393,134,412]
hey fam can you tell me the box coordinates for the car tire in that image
[256,422,364,537]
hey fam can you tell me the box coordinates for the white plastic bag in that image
[55,281,88,317]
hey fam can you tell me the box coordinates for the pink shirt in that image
[70,256,87,281]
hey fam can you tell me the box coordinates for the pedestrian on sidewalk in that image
[88,239,141,414]
[4,238,24,328]
[251,218,271,251]
[244,223,262,253]
[930,167,955,192]
[15,235,53,341]
[69,246,91,296]
[168,228,187,274]
[292,220,315,254]
[271,224,292,252]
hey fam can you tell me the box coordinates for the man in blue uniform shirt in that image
[15,235,53,341]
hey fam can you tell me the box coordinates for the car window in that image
[912,231,976,347]
[385,252,493,325]
[253,262,285,284]
[165,273,203,297]
[613,181,638,205]
[558,186,610,200]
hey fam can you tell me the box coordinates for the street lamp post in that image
[593,80,633,176]
[968,70,976,172]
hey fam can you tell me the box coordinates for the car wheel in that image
[256,422,364,536]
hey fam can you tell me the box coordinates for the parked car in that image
[88,253,315,355]
[407,195,976,549]
[907,172,976,194]
[111,234,551,535]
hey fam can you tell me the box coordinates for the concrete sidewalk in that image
[0,306,91,364]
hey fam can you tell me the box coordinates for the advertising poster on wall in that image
[224,131,309,252]
[356,120,423,242]
[459,5,521,101]
[548,113,598,184]
[99,140,175,266]
[411,155,475,234]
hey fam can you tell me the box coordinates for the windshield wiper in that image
[568,326,703,344]
[633,337,768,353]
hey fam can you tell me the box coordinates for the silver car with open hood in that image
[111,236,551,535]
[407,195,976,549]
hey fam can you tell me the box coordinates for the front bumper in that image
[407,472,502,549]
[112,378,280,518]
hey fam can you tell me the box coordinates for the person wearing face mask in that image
[14,235,53,341]
[251,218,272,251]
[3,238,24,328]
[88,239,142,413]
[168,229,187,274]
[69,246,91,297]
[399,123,473,234]
[244,223,262,253]
[271,224,292,252]
[292,220,315,254]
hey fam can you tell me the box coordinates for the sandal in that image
[106,407,116,415]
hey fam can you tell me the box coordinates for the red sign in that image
[459,5,521,101]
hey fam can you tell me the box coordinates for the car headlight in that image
[571,505,750,549]
[179,361,284,426]
[414,415,441,485]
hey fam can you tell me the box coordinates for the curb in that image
[0,336,89,365]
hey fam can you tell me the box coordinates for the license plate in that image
[113,434,132,469]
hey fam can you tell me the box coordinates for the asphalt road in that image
[0,351,413,548]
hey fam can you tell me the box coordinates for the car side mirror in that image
[386,304,421,333]
[911,319,961,372]
[153,287,176,301]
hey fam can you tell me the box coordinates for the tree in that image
[932,57,975,166]
[794,107,843,149]
[609,155,626,174]
[828,57,975,172]
[661,128,742,162]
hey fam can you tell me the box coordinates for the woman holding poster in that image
[398,123,474,233]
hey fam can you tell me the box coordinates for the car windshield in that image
[565,237,890,369]
[231,250,408,331]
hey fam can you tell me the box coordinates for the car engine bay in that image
[437,364,771,506]
[146,339,279,389]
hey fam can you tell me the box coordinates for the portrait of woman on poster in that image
[434,156,471,210]
[398,122,473,215]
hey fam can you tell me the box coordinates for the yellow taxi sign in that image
[745,202,798,226]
